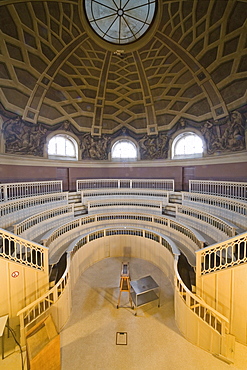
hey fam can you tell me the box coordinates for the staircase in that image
[163,204,176,217]
[68,192,87,216]
[169,192,182,204]
[163,192,182,217]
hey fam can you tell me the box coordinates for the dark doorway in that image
[57,167,69,191]
[182,166,195,191]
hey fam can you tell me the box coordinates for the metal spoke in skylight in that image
[84,0,156,44]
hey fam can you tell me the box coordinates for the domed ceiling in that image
[0,0,246,159]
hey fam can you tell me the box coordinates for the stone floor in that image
[1,257,247,370]
[60,257,247,370]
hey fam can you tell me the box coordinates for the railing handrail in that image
[176,204,236,238]
[196,230,247,254]
[175,259,229,325]
[196,231,247,275]
[0,228,49,272]
[17,226,178,321]
[18,224,232,348]
[77,178,174,191]
[88,199,162,205]
[43,212,205,251]
[0,180,63,187]
[189,180,247,186]
[189,180,247,201]
[81,189,169,194]
[17,254,70,317]
[0,180,63,202]
[0,192,68,212]
[182,191,247,207]
[14,204,74,235]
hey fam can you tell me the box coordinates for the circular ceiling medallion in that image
[84,0,157,45]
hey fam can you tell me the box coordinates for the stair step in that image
[163,204,176,217]
[169,192,182,204]
[74,212,87,217]
[68,192,82,204]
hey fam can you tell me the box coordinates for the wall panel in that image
[197,263,247,345]
[0,161,246,192]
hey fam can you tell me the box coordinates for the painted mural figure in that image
[3,116,23,148]
[3,116,47,155]
[201,121,218,154]
[157,133,169,158]
[139,134,148,157]
[80,133,110,160]
[139,133,169,160]
[221,111,245,151]
[29,124,47,154]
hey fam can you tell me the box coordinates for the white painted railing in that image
[43,213,205,264]
[17,253,70,347]
[174,258,234,362]
[176,204,237,240]
[81,188,169,204]
[14,204,74,240]
[17,225,235,362]
[0,228,48,272]
[182,192,247,229]
[0,180,63,202]
[18,227,179,347]
[44,213,205,252]
[196,231,247,276]
[87,199,163,215]
[189,180,247,201]
[77,178,174,191]
[0,193,68,229]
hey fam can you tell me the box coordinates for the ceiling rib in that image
[22,33,88,124]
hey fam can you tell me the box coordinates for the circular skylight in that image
[84,0,157,45]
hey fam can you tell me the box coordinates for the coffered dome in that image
[0,0,246,137]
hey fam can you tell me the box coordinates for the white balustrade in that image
[189,180,247,201]
[77,178,174,191]
[0,228,48,272]
[14,204,74,240]
[81,188,169,204]
[0,180,63,202]
[176,204,237,241]
[18,227,178,347]
[17,225,235,362]
[17,254,70,346]
[87,199,163,215]
[182,192,247,229]
[174,258,234,362]
[44,213,205,264]
[0,193,68,229]
[196,231,247,276]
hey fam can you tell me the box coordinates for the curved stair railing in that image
[17,225,236,363]
[17,227,179,347]
[196,231,247,275]
[0,228,48,272]
[174,257,235,363]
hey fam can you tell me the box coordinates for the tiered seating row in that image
[0,192,68,229]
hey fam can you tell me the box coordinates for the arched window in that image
[172,132,203,159]
[111,140,138,160]
[48,134,78,160]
